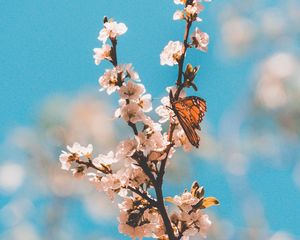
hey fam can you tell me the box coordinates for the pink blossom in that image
[100,174,122,200]
[173,10,184,20]
[119,103,145,123]
[138,94,153,112]
[67,142,93,158]
[118,197,164,239]
[173,127,193,152]
[155,86,186,123]
[93,44,112,65]
[185,2,204,16]
[87,173,103,190]
[136,132,157,155]
[71,166,86,178]
[191,27,209,52]
[93,151,118,167]
[99,67,121,95]
[155,104,171,123]
[174,0,186,4]
[59,151,72,170]
[116,139,137,161]
[129,167,149,187]
[119,81,145,100]
[198,213,212,238]
[173,192,199,212]
[125,64,140,81]
[160,41,184,66]
[98,21,128,42]
[177,210,212,238]
[136,129,165,156]
[142,117,163,133]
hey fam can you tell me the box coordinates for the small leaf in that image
[186,64,193,74]
[195,186,205,199]
[165,197,174,203]
[103,16,108,23]
[191,82,198,91]
[191,181,200,196]
[201,197,219,209]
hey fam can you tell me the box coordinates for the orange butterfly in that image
[171,95,207,148]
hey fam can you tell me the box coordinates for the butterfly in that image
[170,95,207,148]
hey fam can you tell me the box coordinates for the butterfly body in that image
[171,96,207,148]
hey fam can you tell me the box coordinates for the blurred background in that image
[1,0,300,239]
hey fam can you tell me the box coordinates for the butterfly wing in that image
[183,96,206,129]
[172,96,207,148]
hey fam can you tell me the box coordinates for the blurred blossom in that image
[255,52,300,136]
[225,151,248,176]
[219,1,300,57]
[256,53,298,110]
[221,16,256,56]
[261,8,287,39]
[207,215,235,240]
[0,163,25,193]
[1,92,118,238]
[83,191,117,222]
[269,232,294,240]
[1,223,40,240]
[0,198,33,228]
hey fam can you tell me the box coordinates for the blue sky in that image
[0,0,248,140]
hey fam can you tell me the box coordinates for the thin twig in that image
[76,159,112,174]
[175,20,192,99]
[132,151,157,185]
[110,38,118,66]
[127,186,157,206]
[154,15,195,240]
[128,121,139,135]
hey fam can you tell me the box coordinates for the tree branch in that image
[127,186,157,206]
[128,121,139,135]
[110,38,118,67]
[175,20,192,99]
[76,159,112,174]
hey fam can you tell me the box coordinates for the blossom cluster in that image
[59,1,218,239]
[161,0,209,66]
[168,182,218,239]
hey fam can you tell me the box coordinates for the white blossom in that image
[120,103,145,123]
[119,81,145,100]
[98,21,127,42]
[100,173,122,200]
[93,151,118,167]
[125,64,140,81]
[155,86,186,123]
[116,139,137,163]
[66,142,93,157]
[173,127,193,152]
[173,10,184,20]
[179,210,212,238]
[93,44,112,65]
[71,166,86,178]
[174,0,186,4]
[138,94,153,112]
[99,67,121,95]
[191,27,209,52]
[173,192,199,212]
[160,41,184,66]
[59,151,72,170]
[185,2,204,16]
